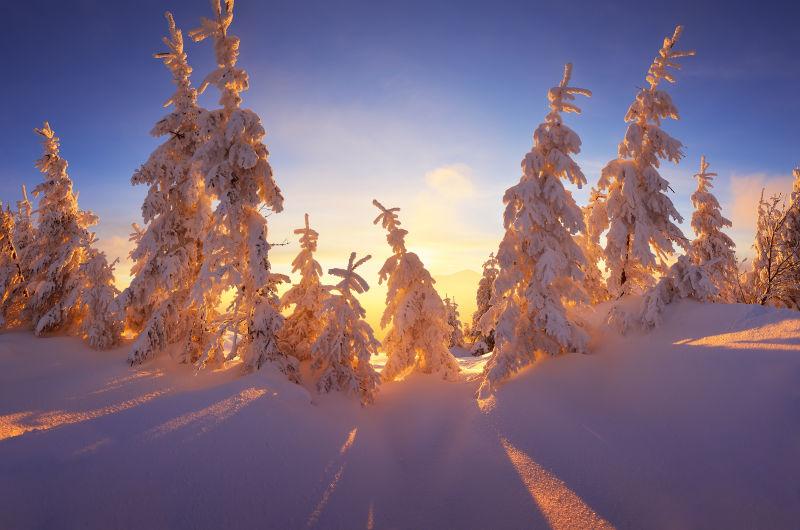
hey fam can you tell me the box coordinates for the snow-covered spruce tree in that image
[280,214,328,360]
[187,0,294,378]
[688,156,737,302]
[13,185,35,283]
[373,199,460,381]
[1,186,37,327]
[122,12,212,365]
[744,191,775,304]
[24,123,120,347]
[593,26,695,298]
[0,185,37,329]
[443,296,464,348]
[78,246,123,349]
[469,252,499,355]
[0,204,24,328]
[640,255,717,329]
[478,63,590,396]
[311,252,381,404]
[576,188,611,304]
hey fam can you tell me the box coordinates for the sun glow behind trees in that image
[1,3,798,407]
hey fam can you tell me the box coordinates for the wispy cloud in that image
[424,164,476,200]
[725,171,795,258]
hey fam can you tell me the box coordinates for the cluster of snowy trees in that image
[0,0,458,405]
[0,123,121,347]
[471,26,797,392]
[1,17,797,400]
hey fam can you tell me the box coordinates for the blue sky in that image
[1,0,798,295]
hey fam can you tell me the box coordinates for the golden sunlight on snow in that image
[366,501,375,530]
[84,369,164,395]
[339,427,358,455]
[0,388,169,442]
[673,319,800,351]
[145,387,268,440]
[500,437,615,530]
[306,427,359,528]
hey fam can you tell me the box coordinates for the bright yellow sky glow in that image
[100,162,497,338]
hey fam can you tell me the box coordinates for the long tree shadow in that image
[498,434,615,529]
[304,376,557,529]
[0,384,170,442]
[305,426,359,528]
[142,386,269,442]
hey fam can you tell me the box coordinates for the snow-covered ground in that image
[1,301,798,529]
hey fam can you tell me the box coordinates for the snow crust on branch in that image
[777,167,800,308]
[80,248,123,349]
[280,214,328,360]
[21,124,121,347]
[443,296,464,348]
[0,186,33,328]
[621,158,732,331]
[469,252,499,355]
[373,199,460,382]
[478,64,590,396]
[688,156,737,301]
[0,204,25,328]
[311,252,381,404]
[577,188,611,304]
[185,0,294,380]
[123,11,211,365]
[639,255,717,329]
[592,26,695,297]
[13,186,35,284]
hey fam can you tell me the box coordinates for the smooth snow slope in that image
[1,301,798,529]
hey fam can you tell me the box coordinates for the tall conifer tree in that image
[688,156,737,301]
[373,199,460,381]
[280,214,328,360]
[479,64,590,395]
[123,12,211,365]
[592,26,695,297]
[311,252,381,404]
[24,123,120,347]
[188,0,294,378]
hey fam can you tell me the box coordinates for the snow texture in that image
[638,255,717,330]
[186,0,294,380]
[469,252,498,355]
[23,123,120,348]
[3,186,36,325]
[479,63,590,396]
[744,178,800,308]
[280,214,328,361]
[311,252,381,404]
[592,26,695,297]
[577,188,611,304]
[122,12,212,365]
[373,199,460,381]
[1,301,798,529]
[443,295,465,348]
[783,166,800,307]
[688,156,738,302]
[0,204,25,328]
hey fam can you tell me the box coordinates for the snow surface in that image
[1,301,798,529]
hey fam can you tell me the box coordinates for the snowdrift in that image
[0,301,798,529]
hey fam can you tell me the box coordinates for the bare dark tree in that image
[741,189,800,306]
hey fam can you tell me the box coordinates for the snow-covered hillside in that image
[1,301,798,529]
